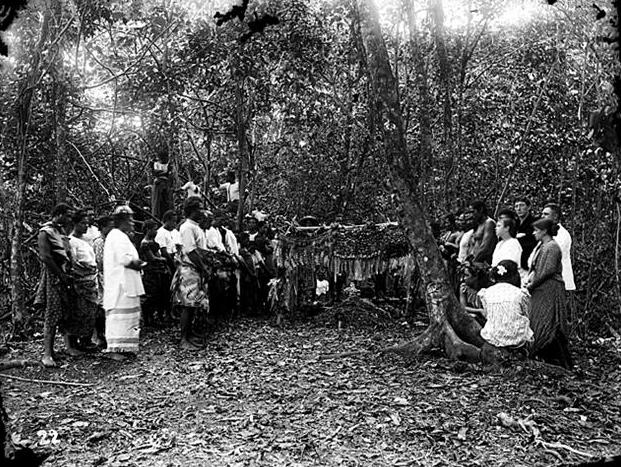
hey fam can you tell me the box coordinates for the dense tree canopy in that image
[0,0,619,335]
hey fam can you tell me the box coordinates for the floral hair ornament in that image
[496,265,507,276]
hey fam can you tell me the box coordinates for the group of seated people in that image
[439,197,575,368]
[35,196,276,366]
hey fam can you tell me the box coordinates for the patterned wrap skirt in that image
[171,262,210,311]
[34,266,69,332]
[65,264,98,337]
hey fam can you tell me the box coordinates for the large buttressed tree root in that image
[354,0,490,364]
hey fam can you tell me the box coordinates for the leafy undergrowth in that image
[2,308,621,467]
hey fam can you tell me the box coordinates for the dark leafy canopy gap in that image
[214,0,280,43]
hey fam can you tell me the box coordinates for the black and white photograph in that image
[0,0,620,465]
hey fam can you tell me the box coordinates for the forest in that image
[0,0,621,465]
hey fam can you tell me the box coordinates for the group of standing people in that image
[34,191,576,369]
[35,195,276,366]
[35,204,144,365]
[440,197,575,368]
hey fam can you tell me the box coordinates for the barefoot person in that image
[35,203,75,367]
[68,210,98,352]
[103,206,145,361]
[171,196,211,349]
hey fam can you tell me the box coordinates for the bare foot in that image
[107,352,127,361]
[180,339,202,350]
[41,356,57,368]
[66,348,85,357]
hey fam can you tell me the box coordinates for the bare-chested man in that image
[466,200,497,264]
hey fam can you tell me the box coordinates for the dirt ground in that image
[2,310,620,467]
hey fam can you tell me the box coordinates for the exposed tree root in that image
[381,324,441,358]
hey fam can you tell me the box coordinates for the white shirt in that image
[225,229,239,256]
[181,181,201,198]
[478,283,533,348]
[205,227,226,251]
[554,224,575,291]
[205,226,239,256]
[492,237,523,267]
[69,235,96,267]
[103,229,145,310]
[155,226,182,254]
[179,219,206,258]
[83,225,101,246]
[219,181,239,202]
[457,229,474,263]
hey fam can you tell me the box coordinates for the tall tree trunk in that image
[404,0,433,203]
[52,0,68,203]
[429,0,454,210]
[355,0,485,361]
[235,74,249,231]
[11,8,52,327]
[53,80,68,203]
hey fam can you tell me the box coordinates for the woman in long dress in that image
[525,218,572,369]
[103,206,145,361]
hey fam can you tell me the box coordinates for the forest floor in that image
[2,301,621,467]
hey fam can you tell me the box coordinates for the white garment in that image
[478,283,533,348]
[181,181,201,198]
[219,181,239,202]
[179,219,206,256]
[103,229,145,311]
[155,226,182,254]
[554,224,575,291]
[205,227,226,251]
[69,235,96,267]
[457,229,474,263]
[83,225,101,246]
[492,237,523,267]
[316,279,329,296]
[252,209,268,222]
[154,161,168,172]
[224,228,239,256]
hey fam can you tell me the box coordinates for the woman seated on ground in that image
[103,206,145,361]
[476,260,533,361]
[68,210,99,352]
[524,218,573,369]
